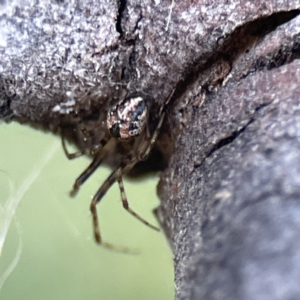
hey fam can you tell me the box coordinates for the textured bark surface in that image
[157,8,300,300]
[1,1,300,300]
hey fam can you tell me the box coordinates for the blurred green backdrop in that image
[0,122,174,300]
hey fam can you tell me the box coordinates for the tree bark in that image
[1,1,300,300]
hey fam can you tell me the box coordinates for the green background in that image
[0,122,174,300]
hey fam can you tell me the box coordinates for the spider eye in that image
[109,123,121,138]
[106,95,148,139]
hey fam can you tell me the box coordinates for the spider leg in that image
[70,137,112,196]
[62,134,107,159]
[116,168,159,231]
[141,110,166,160]
[90,156,159,248]
[90,161,130,245]
[139,88,175,161]
[70,152,105,196]
[62,135,87,159]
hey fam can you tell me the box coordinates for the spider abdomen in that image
[107,95,148,139]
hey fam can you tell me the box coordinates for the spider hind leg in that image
[116,168,160,231]
[90,157,159,250]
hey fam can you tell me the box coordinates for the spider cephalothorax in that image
[62,90,175,251]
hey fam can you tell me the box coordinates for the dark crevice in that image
[0,102,13,121]
[253,41,300,72]
[121,35,140,82]
[128,147,168,177]
[206,102,271,159]
[176,10,300,100]
[206,119,253,159]
[220,10,300,73]
[132,14,143,34]
[116,0,127,36]
[0,76,14,121]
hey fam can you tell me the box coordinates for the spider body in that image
[107,95,148,139]
[62,90,175,251]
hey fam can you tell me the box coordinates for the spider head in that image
[107,95,148,140]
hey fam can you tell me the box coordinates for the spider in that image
[62,89,175,251]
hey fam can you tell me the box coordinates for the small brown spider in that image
[62,89,174,251]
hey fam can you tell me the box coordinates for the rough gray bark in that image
[157,8,300,300]
[1,1,300,300]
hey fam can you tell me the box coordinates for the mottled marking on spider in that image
[64,91,174,251]
[107,95,148,139]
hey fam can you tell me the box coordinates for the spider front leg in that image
[90,156,159,249]
[138,88,175,161]
[70,151,105,196]
[70,137,113,196]
[62,135,88,159]
[62,133,108,160]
